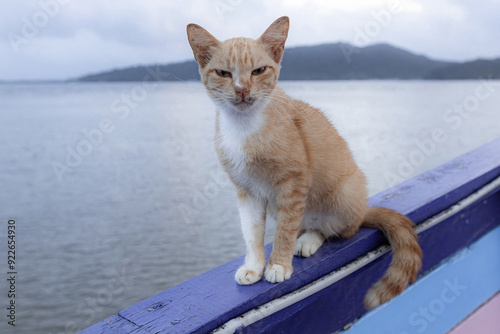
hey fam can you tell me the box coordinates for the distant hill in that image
[78,61,199,82]
[279,43,452,80]
[76,43,500,82]
[425,58,500,79]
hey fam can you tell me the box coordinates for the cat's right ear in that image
[187,24,220,68]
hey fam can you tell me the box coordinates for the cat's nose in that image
[235,87,250,100]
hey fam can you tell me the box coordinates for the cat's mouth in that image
[232,99,256,111]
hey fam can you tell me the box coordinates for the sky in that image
[1,0,500,81]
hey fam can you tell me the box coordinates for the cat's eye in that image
[252,67,267,76]
[215,70,232,78]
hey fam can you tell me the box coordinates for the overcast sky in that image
[2,0,500,81]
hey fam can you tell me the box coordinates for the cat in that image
[187,16,422,309]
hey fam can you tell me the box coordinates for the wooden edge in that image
[79,315,149,334]
[447,291,500,334]
[81,137,500,334]
[224,178,500,333]
[344,225,500,334]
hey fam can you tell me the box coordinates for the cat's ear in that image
[187,24,220,68]
[258,16,289,64]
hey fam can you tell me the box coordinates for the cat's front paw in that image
[264,264,292,283]
[235,265,264,285]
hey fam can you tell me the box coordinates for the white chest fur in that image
[217,109,273,200]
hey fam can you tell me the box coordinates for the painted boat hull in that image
[82,137,500,334]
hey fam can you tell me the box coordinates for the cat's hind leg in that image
[294,230,325,257]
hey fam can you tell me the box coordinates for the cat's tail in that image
[361,207,422,309]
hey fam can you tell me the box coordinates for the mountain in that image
[78,60,199,82]
[76,43,498,82]
[424,58,500,79]
[279,43,452,80]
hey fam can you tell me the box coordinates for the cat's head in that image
[187,16,289,114]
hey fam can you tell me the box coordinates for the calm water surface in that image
[0,81,499,333]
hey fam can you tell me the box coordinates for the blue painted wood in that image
[236,188,500,334]
[81,137,500,334]
[345,225,500,334]
[79,315,149,334]
[368,138,500,225]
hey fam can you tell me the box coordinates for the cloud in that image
[1,0,201,80]
[1,0,500,80]
[378,0,500,61]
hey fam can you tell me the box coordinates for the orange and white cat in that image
[187,16,422,309]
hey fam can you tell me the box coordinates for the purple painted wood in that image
[80,315,149,334]
[81,137,500,334]
[368,139,500,224]
[239,187,500,333]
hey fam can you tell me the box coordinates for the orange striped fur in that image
[187,16,422,309]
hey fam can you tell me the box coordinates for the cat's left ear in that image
[187,23,220,68]
[258,16,289,64]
